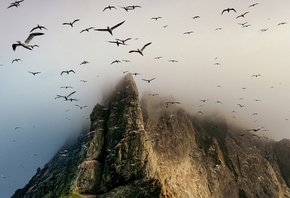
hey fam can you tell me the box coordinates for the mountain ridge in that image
[12,74,290,198]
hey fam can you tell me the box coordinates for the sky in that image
[1,0,290,197]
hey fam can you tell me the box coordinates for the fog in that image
[1,0,290,197]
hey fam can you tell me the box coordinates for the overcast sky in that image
[1,0,290,197]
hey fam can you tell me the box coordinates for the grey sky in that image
[1,0,290,197]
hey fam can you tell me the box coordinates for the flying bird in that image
[62,19,80,27]
[151,17,162,20]
[7,0,23,9]
[116,38,131,44]
[60,86,73,89]
[192,16,200,19]
[278,22,287,26]
[12,32,44,51]
[149,93,159,96]
[252,74,261,77]
[108,40,126,46]
[260,28,268,32]
[56,91,76,101]
[127,5,141,10]
[103,5,116,12]
[165,101,180,108]
[30,24,47,32]
[80,61,89,65]
[12,58,21,63]
[236,12,249,19]
[95,20,125,36]
[184,31,194,35]
[111,60,121,64]
[60,70,75,75]
[221,8,236,15]
[168,60,178,62]
[80,80,88,83]
[215,27,222,31]
[154,56,162,59]
[129,42,152,56]
[80,27,94,33]
[75,105,87,109]
[28,71,41,76]
[142,78,156,83]
[249,3,259,7]
[131,72,141,76]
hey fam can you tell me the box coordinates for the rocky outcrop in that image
[12,74,290,198]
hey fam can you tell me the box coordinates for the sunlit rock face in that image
[12,74,290,198]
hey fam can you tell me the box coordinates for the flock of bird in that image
[2,2,290,193]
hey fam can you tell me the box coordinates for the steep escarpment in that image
[13,74,290,198]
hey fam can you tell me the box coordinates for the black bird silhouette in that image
[30,24,47,32]
[80,61,89,65]
[221,8,236,15]
[129,42,152,56]
[60,70,75,75]
[151,17,162,20]
[236,12,249,19]
[108,40,126,46]
[278,22,287,26]
[103,5,116,12]
[184,31,194,35]
[119,6,130,12]
[7,0,23,9]
[60,86,73,89]
[252,74,261,77]
[142,78,156,83]
[154,56,162,59]
[249,3,259,7]
[80,27,94,33]
[168,59,178,62]
[12,58,21,63]
[127,5,141,10]
[121,70,129,74]
[56,91,76,101]
[149,93,159,96]
[192,16,200,19]
[165,101,180,108]
[132,72,140,76]
[260,28,268,32]
[63,19,80,27]
[80,80,88,83]
[12,32,44,51]
[28,71,41,76]
[111,60,121,64]
[75,105,87,109]
[116,38,131,44]
[95,20,125,36]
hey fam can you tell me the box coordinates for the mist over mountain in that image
[12,74,290,198]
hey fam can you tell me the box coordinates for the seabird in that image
[80,80,88,83]
[151,17,162,20]
[111,60,121,64]
[221,8,236,15]
[116,37,131,44]
[129,42,152,56]
[278,22,287,26]
[28,71,41,76]
[12,58,21,63]
[168,59,178,62]
[62,19,80,27]
[249,3,259,7]
[80,61,89,65]
[80,27,94,33]
[252,74,261,77]
[60,70,75,75]
[149,93,159,96]
[192,16,200,19]
[108,40,126,46]
[183,31,194,34]
[127,5,141,10]
[131,72,140,76]
[260,28,268,32]
[56,91,76,101]
[12,32,44,51]
[103,5,116,12]
[30,24,47,32]
[75,105,87,109]
[60,86,73,89]
[236,12,249,19]
[95,20,125,36]
[142,78,156,83]
[154,56,162,59]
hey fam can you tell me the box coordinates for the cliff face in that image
[12,74,290,198]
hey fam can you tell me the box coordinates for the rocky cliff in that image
[12,74,290,198]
